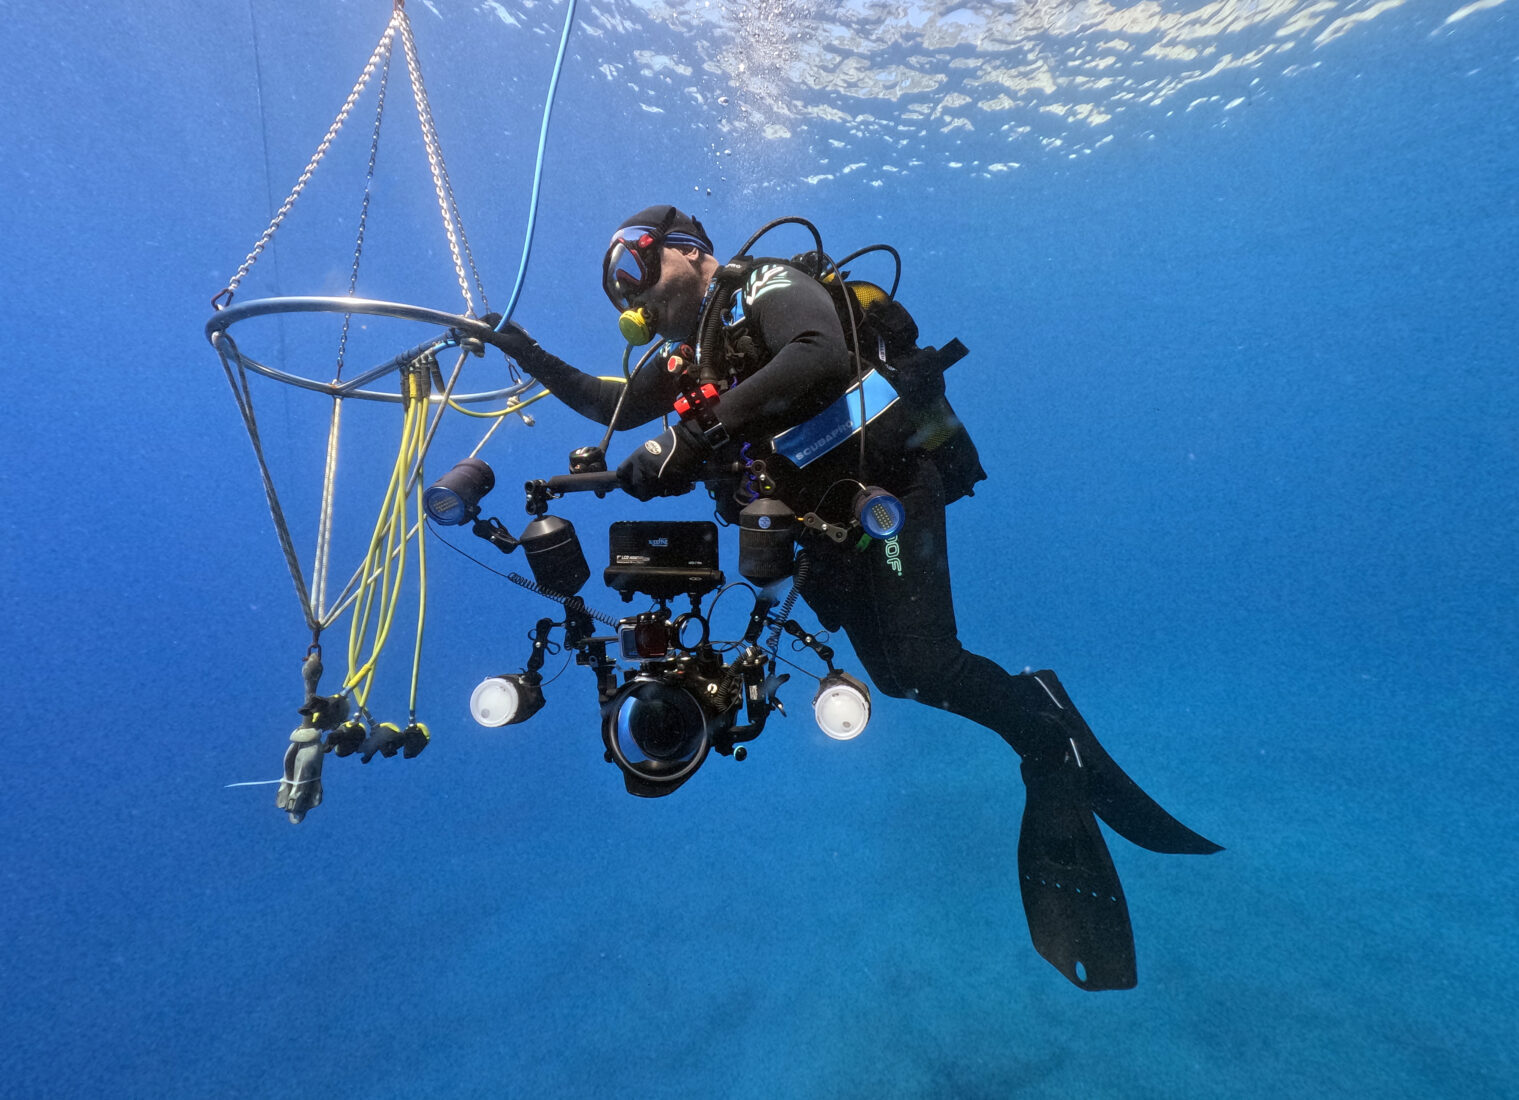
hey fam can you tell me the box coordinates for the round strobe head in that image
[814,671,871,740]
[470,674,544,727]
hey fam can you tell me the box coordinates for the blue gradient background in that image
[2,1,1514,1096]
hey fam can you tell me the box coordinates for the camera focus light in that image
[814,671,871,740]
[853,486,905,540]
[424,457,496,526]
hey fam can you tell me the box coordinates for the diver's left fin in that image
[1017,754,1137,991]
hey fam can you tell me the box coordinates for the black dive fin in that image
[1030,671,1223,856]
[1017,755,1137,991]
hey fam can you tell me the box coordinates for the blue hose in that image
[495,0,579,331]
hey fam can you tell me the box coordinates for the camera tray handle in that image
[545,471,620,494]
[523,471,621,515]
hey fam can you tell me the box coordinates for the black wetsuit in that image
[518,260,1066,761]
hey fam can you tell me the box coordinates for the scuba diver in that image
[487,204,1220,990]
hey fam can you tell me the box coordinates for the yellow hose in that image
[339,364,612,716]
[445,387,553,418]
[346,393,423,705]
[409,451,428,718]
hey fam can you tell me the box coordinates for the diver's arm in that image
[525,348,624,424]
[713,266,853,440]
[529,347,673,428]
[488,322,672,427]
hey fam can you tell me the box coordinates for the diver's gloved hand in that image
[475,312,532,356]
[616,423,705,501]
[275,725,324,825]
[474,313,570,381]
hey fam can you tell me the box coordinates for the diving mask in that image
[601,214,714,313]
[603,227,660,312]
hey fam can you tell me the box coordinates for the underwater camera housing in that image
[601,644,764,798]
[437,462,868,798]
[598,520,765,798]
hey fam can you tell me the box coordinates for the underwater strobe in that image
[813,671,871,740]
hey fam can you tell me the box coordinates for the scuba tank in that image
[829,275,986,503]
[694,220,988,505]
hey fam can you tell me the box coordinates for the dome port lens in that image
[616,682,706,763]
[602,678,714,797]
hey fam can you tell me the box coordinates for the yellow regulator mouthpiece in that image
[619,308,656,346]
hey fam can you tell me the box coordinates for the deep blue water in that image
[3,1,1516,1096]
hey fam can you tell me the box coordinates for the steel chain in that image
[335,45,393,382]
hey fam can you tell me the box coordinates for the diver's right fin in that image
[1078,727,1223,855]
[1028,671,1222,856]
[1017,754,1137,991]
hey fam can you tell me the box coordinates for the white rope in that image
[312,397,344,620]
[217,15,401,302]
[397,10,480,316]
[325,515,427,628]
[214,333,319,632]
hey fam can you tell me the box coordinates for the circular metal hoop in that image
[206,296,534,404]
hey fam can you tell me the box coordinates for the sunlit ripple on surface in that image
[487,0,1510,181]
